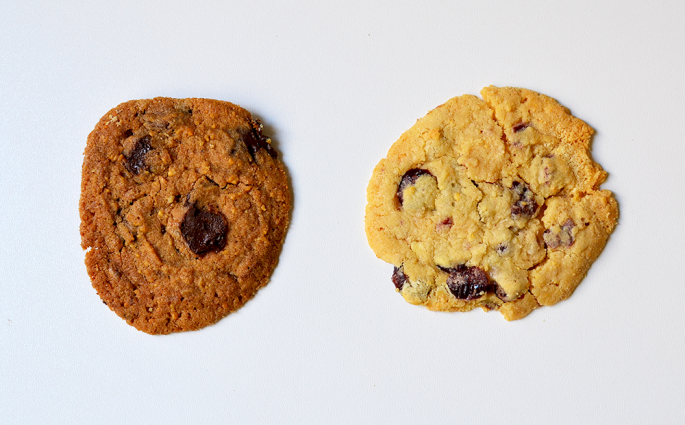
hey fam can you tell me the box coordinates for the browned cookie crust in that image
[80,98,291,334]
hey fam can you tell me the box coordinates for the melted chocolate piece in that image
[124,136,152,175]
[446,265,489,301]
[437,264,464,275]
[243,121,277,160]
[510,181,538,218]
[513,123,528,133]
[180,204,228,256]
[392,266,408,290]
[396,168,433,206]
[543,218,576,249]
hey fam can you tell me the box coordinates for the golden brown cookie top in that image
[365,86,618,320]
[80,98,291,334]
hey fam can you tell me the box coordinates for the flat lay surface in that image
[1,1,684,423]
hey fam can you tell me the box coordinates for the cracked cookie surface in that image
[80,98,291,334]
[365,86,618,320]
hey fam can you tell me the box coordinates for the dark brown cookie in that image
[80,98,291,334]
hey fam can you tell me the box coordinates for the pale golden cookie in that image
[365,86,618,320]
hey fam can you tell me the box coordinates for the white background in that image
[1,1,684,424]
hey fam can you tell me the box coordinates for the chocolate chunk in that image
[543,218,576,249]
[513,123,528,133]
[243,120,277,160]
[392,266,408,290]
[562,218,575,231]
[510,181,538,219]
[180,204,228,256]
[542,230,557,248]
[124,136,152,175]
[397,168,433,206]
[446,265,489,301]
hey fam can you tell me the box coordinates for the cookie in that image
[80,98,291,334]
[365,86,618,320]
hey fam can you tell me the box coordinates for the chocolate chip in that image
[496,243,508,255]
[124,135,152,175]
[180,204,228,256]
[483,302,498,311]
[396,169,433,206]
[494,284,523,302]
[392,266,408,290]
[510,181,538,219]
[446,265,489,301]
[513,123,528,133]
[436,217,453,231]
[242,120,277,160]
